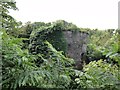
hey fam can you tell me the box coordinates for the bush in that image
[1,30,75,89]
[74,60,120,89]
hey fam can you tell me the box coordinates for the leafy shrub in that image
[1,30,74,89]
[86,29,120,65]
[101,30,120,66]
[74,60,120,89]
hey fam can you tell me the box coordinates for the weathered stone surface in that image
[63,31,88,69]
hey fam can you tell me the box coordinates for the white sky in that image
[9,0,120,30]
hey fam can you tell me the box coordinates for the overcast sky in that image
[9,0,120,30]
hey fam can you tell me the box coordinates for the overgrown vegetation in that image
[1,0,120,89]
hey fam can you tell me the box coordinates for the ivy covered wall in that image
[28,20,89,69]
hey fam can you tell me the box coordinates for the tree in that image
[0,0,20,36]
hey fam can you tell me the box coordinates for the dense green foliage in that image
[86,29,120,65]
[2,29,74,89]
[29,21,71,54]
[1,0,120,89]
[74,60,120,89]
